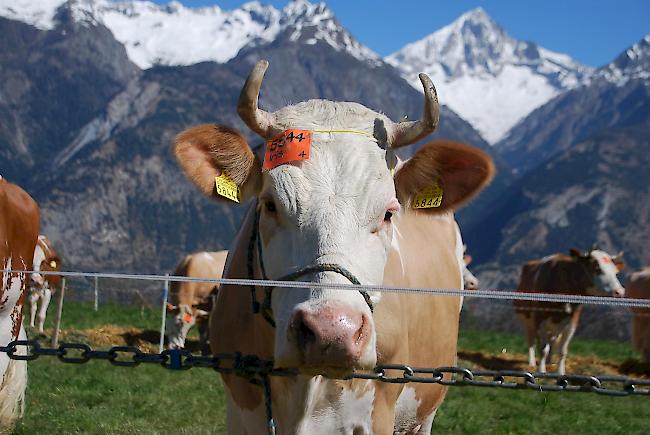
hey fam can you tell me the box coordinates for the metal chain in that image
[2,340,647,397]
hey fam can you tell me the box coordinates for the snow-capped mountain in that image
[386,8,593,143]
[591,34,650,86]
[0,0,379,69]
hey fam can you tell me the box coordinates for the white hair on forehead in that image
[591,250,619,274]
[272,100,392,132]
[267,133,392,229]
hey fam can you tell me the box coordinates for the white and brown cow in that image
[462,246,479,291]
[28,235,62,333]
[626,268,650,363]
[174,60,494,434]
[166,250,228,353]
[515,248,625,375]
[0,177,39,431]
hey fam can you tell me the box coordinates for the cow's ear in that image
[394,140,494,213]
[612,252,626,272]
[174,124,262,202]
[463,255,473,266]
[569,248,588,259]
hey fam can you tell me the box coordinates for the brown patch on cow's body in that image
[211,204,273,411]
[0,179,39,313]
[627,269,650,362]
[378,211,461,433]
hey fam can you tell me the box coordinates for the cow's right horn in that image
[389,73,440,148]
[238,60,276,138]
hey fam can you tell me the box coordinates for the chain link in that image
[1,340,647,397]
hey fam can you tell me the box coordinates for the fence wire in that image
[8,269,650,308]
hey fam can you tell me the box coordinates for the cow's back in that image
[171,251,227,306]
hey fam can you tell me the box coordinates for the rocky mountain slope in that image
[497,35,650,174]
[386,8,592,143]
[0,4,491,277]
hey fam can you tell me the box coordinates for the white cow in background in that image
[28,235,62,333]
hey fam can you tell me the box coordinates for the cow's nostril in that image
[292,311,315,348]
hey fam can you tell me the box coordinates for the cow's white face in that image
[587,250,625,297]
[166,304,196,349]
[257,107,399,372]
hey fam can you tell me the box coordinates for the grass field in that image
[11,302,650,434]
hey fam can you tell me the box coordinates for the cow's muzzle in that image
[289,305,372,371]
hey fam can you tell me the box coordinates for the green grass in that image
[458,328,640,363]
[12,302,649,434]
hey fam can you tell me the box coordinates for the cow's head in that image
[569,248,625,297]
[174,60,493,374]
[462,251,479,291]
[32,235,61,289]
[166,303,209,349]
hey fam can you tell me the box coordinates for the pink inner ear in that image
[602,256,611,263]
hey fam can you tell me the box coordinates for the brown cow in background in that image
[626,268,650,363]
[166,251,228,353]
[0,177,39,431]
[515,248,625,374]
[28,235,62,333]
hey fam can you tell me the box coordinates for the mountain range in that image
[0,0,648,320]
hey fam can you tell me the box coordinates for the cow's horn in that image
[389,73,440,148]
[238,59,275,138]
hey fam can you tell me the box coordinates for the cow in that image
[626,268,650,363]
[0,177,39,431]
[166,250,228,353]
[173,60,494,434]
[462,246,479,291]
[514,248,625,375]
[27,235,62,334]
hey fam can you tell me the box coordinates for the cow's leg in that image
[525,321,537,368]
[37,288,52,334]
[28,291,39,328]
[556,323,576,375]
[537,327,551,373]
[414,409,436,435]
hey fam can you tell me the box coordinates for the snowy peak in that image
[0,0,378,68]
[278,0,379,63]
[593,35,650,85]
[386,8,593,143]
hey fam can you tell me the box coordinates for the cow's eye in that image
[384,211,393,222]
[264,200,276,214]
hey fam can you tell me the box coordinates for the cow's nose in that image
[614,287,625,297]
[291,306,370,367]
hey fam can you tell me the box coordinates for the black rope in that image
[247,207,374,328]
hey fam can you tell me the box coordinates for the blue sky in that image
[160,1,649,67]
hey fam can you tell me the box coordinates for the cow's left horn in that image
[238,59,275,138]
[389,73,440,148]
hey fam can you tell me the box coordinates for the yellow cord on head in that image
[312,129,376,139]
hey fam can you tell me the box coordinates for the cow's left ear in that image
[394,140,495,213]
[463,255,473,266]
[174,124,263,202]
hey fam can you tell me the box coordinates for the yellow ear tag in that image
[412,181,443,209]
[214,173,240,203]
